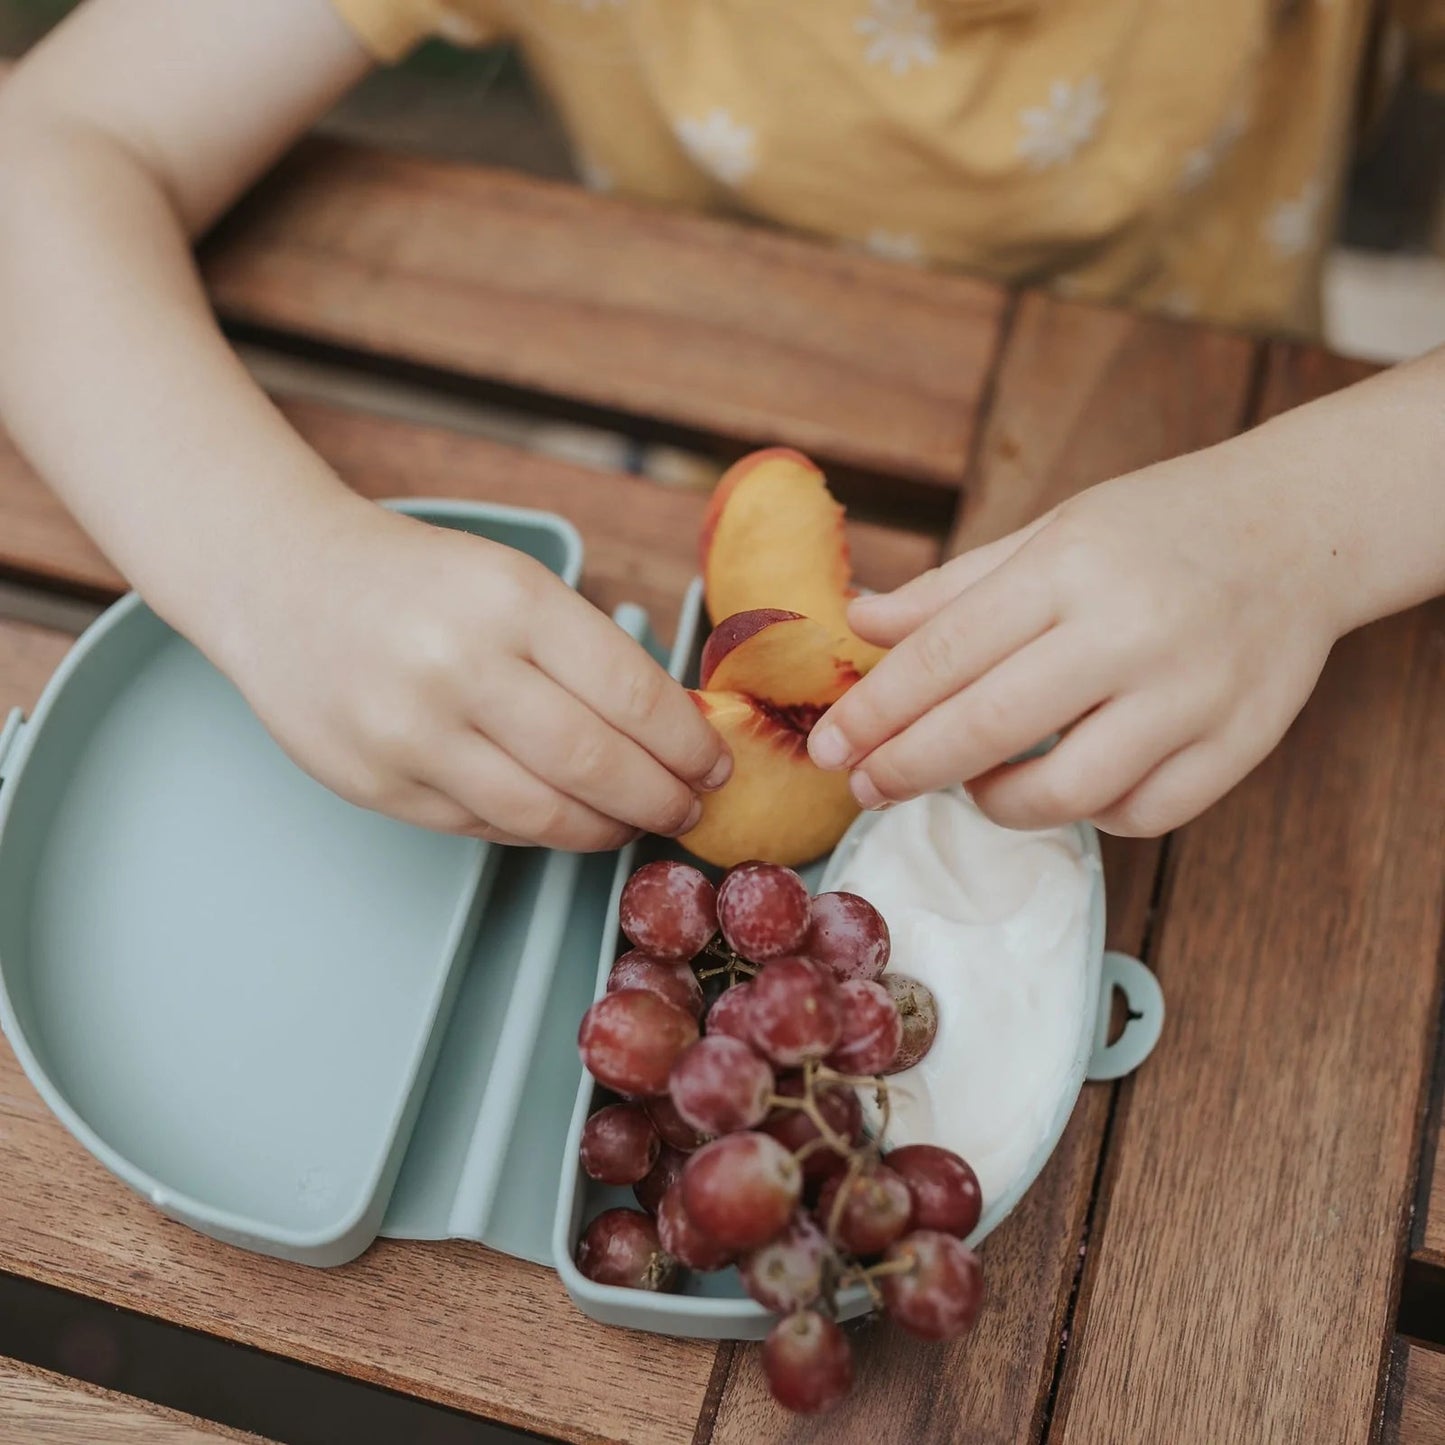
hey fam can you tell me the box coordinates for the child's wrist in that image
[149,475,372,673]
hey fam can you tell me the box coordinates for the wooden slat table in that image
[2,132,1442,1445]
[0,1359,272,1445]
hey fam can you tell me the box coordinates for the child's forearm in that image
[0,0,373,661]
[1241,346,1445,637]
[0,124,355,650]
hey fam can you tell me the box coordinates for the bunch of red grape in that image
[574,859,982,1416]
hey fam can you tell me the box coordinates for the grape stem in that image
[694,936,757,989]
[765,1090,854,1158]
[825,1152,865,1248]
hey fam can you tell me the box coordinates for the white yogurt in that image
[829,789,1095,1209]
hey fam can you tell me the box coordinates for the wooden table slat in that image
[203,139,1007,488]
[949,294,1259,552]
[0,395,942,641]
[0,1358,271,1445]
[1051,346,1444,1444]
[705,295,1260,1445]
[1386,1341,1445,1445]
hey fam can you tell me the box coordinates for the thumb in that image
[849,511,1055,645]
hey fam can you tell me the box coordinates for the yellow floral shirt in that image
[329,0,1445,336]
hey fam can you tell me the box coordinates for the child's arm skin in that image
[811,346,1445,836]
[0,0,728,849]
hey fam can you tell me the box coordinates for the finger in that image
[1089,740,1229,838]
[399,781,536,845]
[846,625,1113,809]
[967,689,1208,831]
[1091,702,1291,838]
[528,599,731,791]
[424,730,641,852]
[472,665,703,838]
[847,513,1055,646]
[809,558,1057,772]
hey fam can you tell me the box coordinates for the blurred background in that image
[3,0,1444,367]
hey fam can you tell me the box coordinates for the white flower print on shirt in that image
[855,231,924,265]
[675,109,758,186]
[576,153,614,193]
[1178,99,1251,192]
[863,230,925,265]
[1018,76,1106,170]
[1265,179,1324,258]
[1159,288,1198,319]
[856,0,939,76]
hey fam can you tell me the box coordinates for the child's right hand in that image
[215,501,731,849]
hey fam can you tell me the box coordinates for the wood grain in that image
[203,140,1006,487]
[950,293,1259,551]
[1387,1342,1445,1445]
[0,1358,270,1445]
[1420,1129,1445,1267]
[0,396,942,640]
[1052,347,1444,1445]
[0,617,73,707]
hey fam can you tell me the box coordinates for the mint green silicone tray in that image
[0,498,1163,1339]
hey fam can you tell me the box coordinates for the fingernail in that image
[679,796,704,834]
[809,724,852,771]
[701,752,733,791]
[850,772,893,811]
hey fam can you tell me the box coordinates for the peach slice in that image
[679,610,862,869]
[701,449,886,676]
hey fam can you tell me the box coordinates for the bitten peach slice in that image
[680,610,862,869]
[701,449,885,676]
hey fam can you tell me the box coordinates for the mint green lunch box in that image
[0,499,1163,1340]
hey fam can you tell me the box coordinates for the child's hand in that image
[219,504,730,849]
[807,446,1343,837]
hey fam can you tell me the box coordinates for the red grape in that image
[619,861,718,961]
[886,1144,982,1239]
[645,1094,709,1153]
[817,1165,912,1256]
[803,892,890,983]
[826,979,902,1076]
[739,1212,831,1313]
[749,956,842,1066]
[717,863,810,962]
[579,1103,660,1186]
[879,1230,983,1340]
[760,1073,863,1183]
[575,1208,678,1292]
[681,1132,802,1251]
[669,1036,773,1136]
[608,949,704,1020]
[881,974,939,1074]
[761,1310,854,1415]
[705,982,755,1041]
[657,1181,734,1272]
[578,989,698,1097]
[634,1145,686,1215]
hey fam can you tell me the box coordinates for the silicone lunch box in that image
[0,498,1163,1339]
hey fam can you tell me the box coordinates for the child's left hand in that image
[807,441,1344,837]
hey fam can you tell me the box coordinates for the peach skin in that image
[680,610,862,868]
[701,449,886,676]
